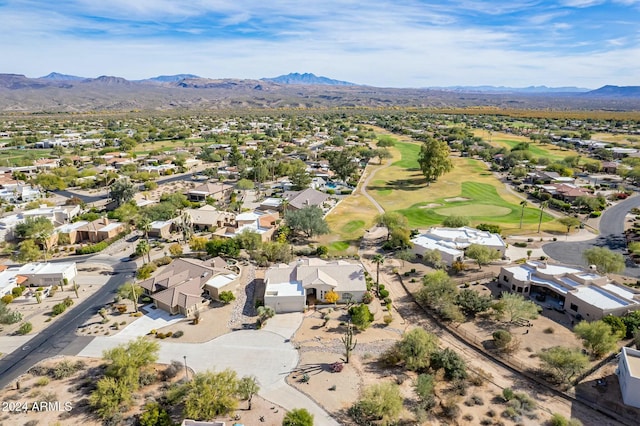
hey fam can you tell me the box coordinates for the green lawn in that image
[342,220,366,234]
[398,181,553,229]
[391,142,420,169]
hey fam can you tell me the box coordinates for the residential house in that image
[281,187,329,211]
[0,205,80,242]
[74,218,125,243]
[601,162,619,174]
[139,258,239,315]
[411,226,506,266]
[617,346,640,408]
[498,261,640,320]
[186,182,233,202]
[263,258,367,313]
[15,262,78,287]
[149,220,173,239]
[537,183,592,203]
[224,211,279,242]
[183,205,235,232]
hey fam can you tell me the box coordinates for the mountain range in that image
[0,72,636,113]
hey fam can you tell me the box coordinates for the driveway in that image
[543,196,640,277]
[77,312,338,426]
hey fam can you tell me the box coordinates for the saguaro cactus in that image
[342,321,357,363]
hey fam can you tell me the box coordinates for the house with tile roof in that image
[281,187,329,211]
[263,258,367,313]
[139,257,239,316]
[186,182,234,202]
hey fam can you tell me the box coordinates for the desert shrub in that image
[35,377,50,387]
[362,292,373,304]
[492,329,512,350]
[165,331,173,337]
[331,362,344,373]
[544,327,555,334]
[1,295,13,304]
[51,303,67,316]
[116,305,127,314]
[384,297,392,305]
[514,242,527,248]
[477,223,501,234]
[153,256,173,267]
[63,296,74,307]
[379,289,390,298]
[316,245,329,256]
[162,360,183,381]
[219,291,236,304]
[441,397,461,419]
[138,370,157,387]
[502,388,515,401]
[11,286,25,298]
[172,330,184,338]
[383,315,393,325]
[18,322,33,335]
[51,360,85,380]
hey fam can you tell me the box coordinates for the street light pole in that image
[183,355,189,381]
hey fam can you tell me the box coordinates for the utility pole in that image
[183,355,189,381]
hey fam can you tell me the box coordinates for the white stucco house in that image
[411,226,506,266]
[263,258,367,313]
[0,262,78,297]
[498,261,640,320]
[617,347,640,408]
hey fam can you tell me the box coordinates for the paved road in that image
[543,196,640,277]
[0,255,137,389]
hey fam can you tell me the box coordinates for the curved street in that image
[0,254,137,389]
[543,195,640,277]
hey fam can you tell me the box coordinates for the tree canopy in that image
[285,206,330,238]
[494,292,540,323]
[573,320,621,358]
[109,178,136,208]
[417,137,453,185]
[465,244,501,269]
[537,346,589,384]
[583,247,625,274]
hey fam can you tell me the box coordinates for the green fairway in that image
[391,142,420,169]
[398,181,553,229]
[329,241,351,252]
[435,204,512,216]
[342,220,366,234]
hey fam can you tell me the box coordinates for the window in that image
[516,287,522,293]
[570,303,578,312]
[512,285,516,291]
[503,275,509,282]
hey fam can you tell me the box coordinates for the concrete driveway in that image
[77,312,338,426]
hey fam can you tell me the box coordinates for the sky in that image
[1,0,639,88]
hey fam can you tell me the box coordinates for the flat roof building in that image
[499,261,640,320]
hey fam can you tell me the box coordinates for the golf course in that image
[320,129,563,254]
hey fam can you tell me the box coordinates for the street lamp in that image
[183,355,189,381]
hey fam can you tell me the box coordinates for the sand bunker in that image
[444,197,470,202]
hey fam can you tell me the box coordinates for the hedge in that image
[75,229,129,255]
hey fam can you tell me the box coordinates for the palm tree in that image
[537,201,548,233]
[519,200,528,229]
[137,217,152,264]
[372,254,385,296]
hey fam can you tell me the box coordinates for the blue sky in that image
[1,0,639,88]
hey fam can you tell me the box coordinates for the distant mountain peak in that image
[428,85,590,94]
[86,75,131,85]
[262,72,356,86]
[39,72,85,81]
[144,74,200,83]
[583,85,640,98]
